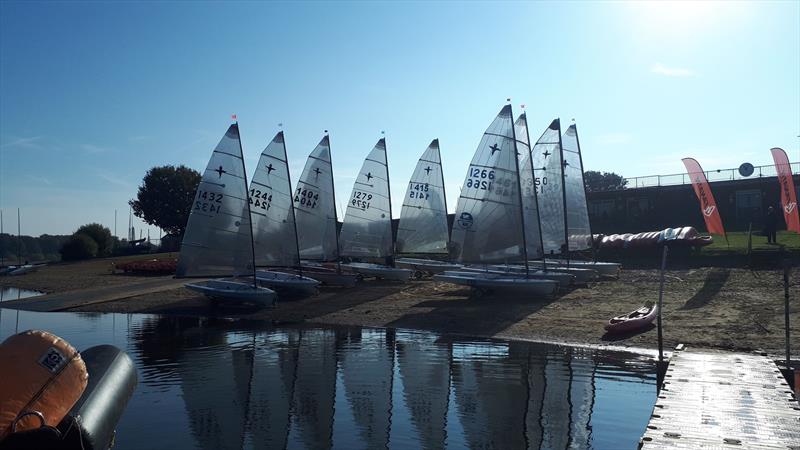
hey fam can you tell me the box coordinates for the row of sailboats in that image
[175,103,618,304]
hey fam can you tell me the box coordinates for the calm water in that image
[0,310,657,449]
[0,286,44,301]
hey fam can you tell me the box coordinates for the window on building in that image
[735,189,762,225]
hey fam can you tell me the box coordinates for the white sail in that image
[177,124,252,277]
[294,135,339,261]
[396,139,449,255]
[562,124,593,251]
[515,114,545,260]
[532,119,566,255]
[249,131,300,268]
[339,138,393,259]
[450,105,525,264]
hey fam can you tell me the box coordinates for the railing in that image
[620,162,800,190]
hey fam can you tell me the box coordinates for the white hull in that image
[341,263,413,282]
[532,260,620,276]
[296,262,360,287]
[395,258,462,274]
[256,270,320,296]
[8,265,37,276]
[433,273,557,296]
[185,279,277,306]
[457,267,575,288]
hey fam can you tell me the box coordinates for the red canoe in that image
[604,302,658,334]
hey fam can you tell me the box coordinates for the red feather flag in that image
[770,147,800,233]
[682,157,727,238]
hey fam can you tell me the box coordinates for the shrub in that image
[75,223,113,256]
[60,233,98,261]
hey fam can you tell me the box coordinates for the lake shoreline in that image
[2,254,797,357]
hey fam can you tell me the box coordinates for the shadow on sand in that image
[680,268,730,310]
[600,323,656,342]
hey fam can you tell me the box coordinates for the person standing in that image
[764,206,778,244]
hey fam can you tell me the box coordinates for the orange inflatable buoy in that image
[0,330,88,441]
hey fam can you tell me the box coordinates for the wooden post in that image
[657,245,669,363]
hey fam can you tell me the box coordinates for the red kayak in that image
[605,302,658,334]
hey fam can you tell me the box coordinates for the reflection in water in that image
[0,311,657,449]
[0,286,44,302]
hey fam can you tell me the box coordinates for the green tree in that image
[60,233,98,261]
[129,165,201,236]
[75,223,113,256]
[584,170,627,192]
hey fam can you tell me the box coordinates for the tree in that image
[129,165,201,236]
[583,170,627,192]
[76,223,114,256]
[60,233,98,261]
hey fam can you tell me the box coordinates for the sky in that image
[1,1,798,237]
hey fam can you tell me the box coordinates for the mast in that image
[282,131,303,277]
[1,209,4,267]
[235,120,259,289]
[327,131,343,274]
[509,103,530,277]
[572,123,596,262]
[436,139,451,256]
[556,119,569,267]
[522,112,547,272]
[383,134,396,267]
[17,208,21,265]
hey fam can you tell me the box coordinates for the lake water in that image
[0,310,657,449]
[0,286,44,301]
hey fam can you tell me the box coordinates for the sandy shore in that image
[3,256,798,355]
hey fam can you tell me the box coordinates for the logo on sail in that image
[703,205,715,217]
[457,212,474,229]
[786,202,797,214]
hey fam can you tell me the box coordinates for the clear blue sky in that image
[1,1,798,236]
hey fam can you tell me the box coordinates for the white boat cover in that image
[177,124,253,277]
[397,139,449,254]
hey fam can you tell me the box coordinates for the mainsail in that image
[450,105,525,264]
[532,119,566,255]
[515,113,545,260]
[249,131,300,268]
[294,135,339,261]
[339,138,394,259]
[176,124,252,277]
[561,124,593,251]
[396,139,449,254]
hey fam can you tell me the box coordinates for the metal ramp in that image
[641,348,800,449]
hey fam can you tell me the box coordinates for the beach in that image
[2,254,798,355]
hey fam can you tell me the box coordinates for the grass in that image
[700,230,800,256]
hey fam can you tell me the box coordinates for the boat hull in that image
[185,279,277,306]
[395,258,462,274]
[255,270,320,296]
[341,263,413,282]
[532,260,620,276]
[455,267,575,288]
[8,265,37,276]
[433,274,558,296]
[604,303,658,334]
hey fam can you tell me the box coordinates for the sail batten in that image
[294,136,339,261]
[339,138,394,259]
[397,139,449,255]
[450,105,526,264]
[176,124,253,277]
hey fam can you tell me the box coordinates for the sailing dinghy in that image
[339,138,412,282]
[433,105,557,296]
[249,131,320,296]
[532,121,619,276]
[293,134,358,287]
[176,122,277,306]
[395,139,461,275]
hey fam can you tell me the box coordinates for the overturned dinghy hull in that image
[395,258,462,274]
[539,260,620,277]
[433,273,558,296]
[460,266,575,288]
[255,270,320,296]
[342,262,413,282]
[185,279,277,306]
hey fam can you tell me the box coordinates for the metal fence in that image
[621,162,800,190]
